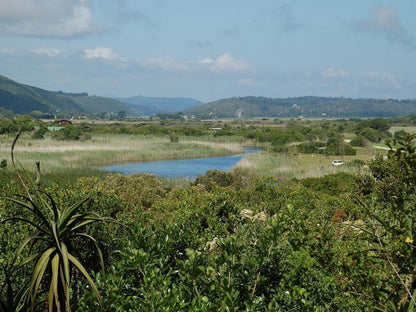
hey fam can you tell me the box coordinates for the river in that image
[101,147,262,179]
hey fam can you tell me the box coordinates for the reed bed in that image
[235,152,370,180]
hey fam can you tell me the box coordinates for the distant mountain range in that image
[184,96,416,118]
[2,75,416,118]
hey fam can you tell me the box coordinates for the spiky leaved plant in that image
[3,192,106,312]
[1,129,107,312]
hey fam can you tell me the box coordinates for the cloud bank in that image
[0,0,103,37]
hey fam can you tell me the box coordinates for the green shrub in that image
[300,172,357,196]
[296,141,326,154]
[31,126,48,139]
[52,125,82,140]
[350,135,369,147]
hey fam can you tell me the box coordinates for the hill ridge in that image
[185,96,416,118]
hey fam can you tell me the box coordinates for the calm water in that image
[101,147,262,179]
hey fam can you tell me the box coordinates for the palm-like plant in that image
[3,191,106,312]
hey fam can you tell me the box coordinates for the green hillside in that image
[185,96,416,119]
[73,95,130,114]
[0,75,130,116]
[0,75,54,114]
[29,87,84,113]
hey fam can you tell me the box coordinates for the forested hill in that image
[185,96,416,118]
[119,96,202,116]
[0,75,130,116]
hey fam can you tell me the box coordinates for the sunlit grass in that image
[389,126,416,135]
[235,151,372,180]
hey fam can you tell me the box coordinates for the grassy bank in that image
[234,146,380,180]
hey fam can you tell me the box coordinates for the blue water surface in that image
[101,147,262,179]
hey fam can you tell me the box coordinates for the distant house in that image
[56,119,72,125]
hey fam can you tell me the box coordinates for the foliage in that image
[354,118,391,143]
[300,172,357,196]
[1,191,106,311]
[0,119,18,135]
[349,135,369,147]
[394,129,409,140]
[77,173,165,211]
[4,117,416,310]
[324,134,356,156]
[349,133,416,310]
[31,127,48,140]
[0,159,6,170]
[51,125,82,141]
[296,141,326,154]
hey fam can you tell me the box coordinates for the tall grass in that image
[235,152,369,180]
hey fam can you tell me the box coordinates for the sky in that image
[0,0,415,103]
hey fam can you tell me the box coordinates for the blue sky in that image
[0,0,415,102]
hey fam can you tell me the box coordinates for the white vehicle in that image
[331,160,344,166]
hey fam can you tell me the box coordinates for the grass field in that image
[235,145,384,180]
[389,126,416,135]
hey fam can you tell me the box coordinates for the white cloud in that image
[84,47,119,60]
[0,0,103,37]
[210,53,253,73]
[356,6,415,49]
[198,57,214,65]
[30,47,62,57]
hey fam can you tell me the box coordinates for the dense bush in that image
[52,125,82,140]
[296,141,326,154]
[324,134,356,156]
[300,172,357,196]
[31,126,48,139]
[349,135,369,147]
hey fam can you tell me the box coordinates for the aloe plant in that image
[2,191,106,312]
[0,260,26,312]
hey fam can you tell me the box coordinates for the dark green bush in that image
[350,135,369,147]
[52,125,82,140]
[296,141,326,154]
[31,126,48,139]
